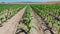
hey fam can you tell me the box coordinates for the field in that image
[0,2,60,34]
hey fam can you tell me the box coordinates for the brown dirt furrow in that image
[0,7,26,34]
[30,9,44,34]
[30,9,51,34]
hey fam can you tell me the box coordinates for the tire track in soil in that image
[30,9,52,34]
[0,7,26,34]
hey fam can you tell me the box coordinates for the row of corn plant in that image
[0,4,25,26]
[0,4,25,14]
[31,4,60,20]
[25,5,32,34]
[31,4,60,34]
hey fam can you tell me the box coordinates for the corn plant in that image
[25,5,31,34]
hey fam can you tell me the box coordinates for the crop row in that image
[0,4,25,13]
[25,5,32,34]
[31,4,60,20]
[31,4,60,34]
[0,4,26,26]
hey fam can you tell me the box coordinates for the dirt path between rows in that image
[0,7,26,34]
[30,9,51,34]
[30,9,44,34]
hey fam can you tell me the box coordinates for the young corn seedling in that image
[25,5,31,34]
[57,22,60,34]
[58,26,60,34]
